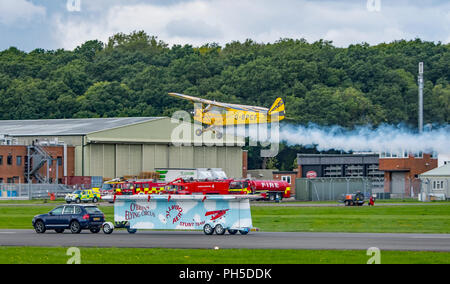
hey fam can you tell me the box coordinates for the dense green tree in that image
[0,31,449,169]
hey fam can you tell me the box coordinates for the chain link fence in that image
[295,178,373,201]
[389,177,422,199]
[0,183,74,200]
[295,177,427,201]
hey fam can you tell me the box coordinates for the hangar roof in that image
[0,117,164,136]
[419,164,450,177]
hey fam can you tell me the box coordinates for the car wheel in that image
[34,220,46,234]
[93,197,98,203]
[228,229,238,235]
[90,227,100,234]
[75,198,81,204]
[70,220,82,234]
[102,222,114,234]
[203,224,214,235]
[55,228,64,234]
[215,224,226,235]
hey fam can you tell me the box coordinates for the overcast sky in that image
[0,0,449,51]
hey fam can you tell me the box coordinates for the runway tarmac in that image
[1,230,449,251]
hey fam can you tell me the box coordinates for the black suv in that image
[32,205,105,234]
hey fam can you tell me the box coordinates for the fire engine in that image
[164,178,290,201]
[247,180,291,201]
[103,169,291,202]
[165,178,237,195]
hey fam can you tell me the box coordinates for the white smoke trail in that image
[229,124,450,154]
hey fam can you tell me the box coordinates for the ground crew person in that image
[369,196,375,206]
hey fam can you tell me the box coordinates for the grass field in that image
[0,202,449,264]
[0,246,449,264]
[1,202,449,234]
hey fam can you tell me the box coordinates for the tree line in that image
[0,31,448,170]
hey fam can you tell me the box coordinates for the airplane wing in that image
[168,93,269,113]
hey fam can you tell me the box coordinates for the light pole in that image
[418,62,424,133]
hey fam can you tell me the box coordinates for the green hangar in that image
[0,117,245,179]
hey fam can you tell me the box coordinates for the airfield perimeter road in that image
[1,202,449,207]
[1,230,449,252]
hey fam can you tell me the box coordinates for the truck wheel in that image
[75,198,81,204]
[70,221,82,234]
[269,194,275,201]
[239,229,249,235]
[93,197,98,203]
[203,224,214,235]
[214,224,226,235]
[127,227,137,234]
[66,201,71,204]
[228,229,238,235]
[90,227,100,234]
[102,222,114,234]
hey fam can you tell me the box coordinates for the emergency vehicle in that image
[113,181,167,195]
[165,178,234,195]
[65,189,101,204]
[246,180,291,201]
[156,168,228,182]
[164,179,290,200]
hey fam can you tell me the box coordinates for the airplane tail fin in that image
[268,98,285,120]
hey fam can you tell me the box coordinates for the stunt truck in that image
[102,195,256,235]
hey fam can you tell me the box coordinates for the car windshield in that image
[101,184,113,190]
[229,182,243,189]
[84,207,102,214]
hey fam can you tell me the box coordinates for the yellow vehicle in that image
[168,93,285,138]
[65,189,101,204]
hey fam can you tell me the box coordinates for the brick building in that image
[379,152,437,196]
[272,171,300,196]
[0,145,75,184]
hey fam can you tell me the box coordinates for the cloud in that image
[0,0,46,26]
[51,0,450,50]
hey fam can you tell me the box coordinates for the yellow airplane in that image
[168,93,285,138]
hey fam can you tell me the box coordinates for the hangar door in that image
[391,172,406,194]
